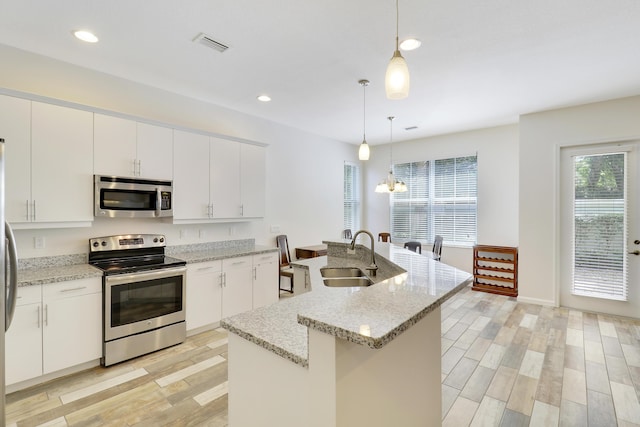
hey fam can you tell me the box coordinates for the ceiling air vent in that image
[405,126,418,131]
[193,32,229,53]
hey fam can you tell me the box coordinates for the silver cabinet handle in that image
[32,200,36,221]
[253,266,257,280]
[222,272,226,287]
[219,272,224,287]
[240,204,244,217]
[44,304,48,327]
[26,200,30,221]
[137,159,142,176]
[37,306,41,329]
[197,266,215,272]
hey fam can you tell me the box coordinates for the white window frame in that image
[344,162,361,233]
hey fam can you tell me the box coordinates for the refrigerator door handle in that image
[5,221,18,331]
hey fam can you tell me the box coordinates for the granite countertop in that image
[17,240,278,287]
[221,240,473,367]
[170,244,278,263]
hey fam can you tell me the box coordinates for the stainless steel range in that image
[89,234,187,366]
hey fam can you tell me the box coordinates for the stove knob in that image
[159,237,164,243]
[101,241,107,246]
[153,237,158,243]
[92,241,99,248]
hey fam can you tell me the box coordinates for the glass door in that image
[560,142,640,318]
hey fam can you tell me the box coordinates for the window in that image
[344,162,360,232]
[572,152,627,300]
[391,155,477,246]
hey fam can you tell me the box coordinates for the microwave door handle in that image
[156,187,161,217]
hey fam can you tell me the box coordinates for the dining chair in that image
[432,235,443,261]
[342,229,352,240]
[378,232,391,242]
[403,241,422,254]
[276,234,295,293]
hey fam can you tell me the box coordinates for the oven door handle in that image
[104,265,187,286]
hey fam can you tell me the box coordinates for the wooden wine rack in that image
[472,245,518,297]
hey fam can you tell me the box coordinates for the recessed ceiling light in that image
[257,95,271,102]
[73,30,99,43]
[400,38,421,51]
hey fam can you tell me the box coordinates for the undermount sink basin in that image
[320,267,367,278]
[323,277,374,287]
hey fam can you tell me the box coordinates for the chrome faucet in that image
[350,230,378,276]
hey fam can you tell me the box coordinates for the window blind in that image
[344,163,360,232]
[572,152,628,300]
[391,155,477,246]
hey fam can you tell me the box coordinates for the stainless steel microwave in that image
[94,175,173,218]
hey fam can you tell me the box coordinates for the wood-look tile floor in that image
[6,285,640,426]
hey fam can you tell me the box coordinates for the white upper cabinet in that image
[2,98,93,226]
[173,133,266,222]
[173,130,211,220]
[94,114,137,177]
[94,114,173,180]
[0,95,32,223]
[210,137,242,219]
[136,122,173,180]
[240,144,266,218]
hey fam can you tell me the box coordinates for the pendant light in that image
[385,0,410,99]
[358,79,371,161]
[375,116,407,193]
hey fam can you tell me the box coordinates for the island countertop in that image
[221,241,472,367]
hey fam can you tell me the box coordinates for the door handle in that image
[628,250,640,256]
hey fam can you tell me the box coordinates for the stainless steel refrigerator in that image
[1,137,20,423]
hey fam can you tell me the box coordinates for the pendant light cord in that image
[388,116,394,169]
[395,0,400,51]
[363,82,367,141]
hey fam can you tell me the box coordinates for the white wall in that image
[363,124,520,273]
[518,95,640,306]
[0,44,358,258]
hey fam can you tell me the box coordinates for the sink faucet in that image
[350,230,378,276]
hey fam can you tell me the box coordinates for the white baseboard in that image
[516,295,557,307]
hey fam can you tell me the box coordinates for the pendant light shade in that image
[375,116,407,193]
[358,79,370,161]
[385,0,410,100]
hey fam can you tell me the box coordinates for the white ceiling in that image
[1,0,639,145]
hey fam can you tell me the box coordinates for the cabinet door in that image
[0,95,32,224]
[5,285,43,385]
[173,130,211,220]
[222,256,253,318]
[31,102,94,223]
[253,253,279,309]
[186,261,223,331]
[136,122,173,180]
[210,137,241,218]
[42,278,102,374]
[240,144,266,218]
[94,114,137,177]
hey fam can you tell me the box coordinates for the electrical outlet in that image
[229,226,236,236]
[199,229,206,239]
[34,236,45,249]
[270,225,281,233]
[180,229,187,239]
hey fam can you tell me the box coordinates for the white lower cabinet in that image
[5,278,102,386]
[252,253,279,309]
[186,260,223,331]
[221,256,254,318]
[185,252,279,332]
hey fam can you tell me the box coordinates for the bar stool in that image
[378,232,391,242]
[404,241,422,254]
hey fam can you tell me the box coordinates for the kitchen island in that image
[221,240,472,427]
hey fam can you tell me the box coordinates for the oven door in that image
[104,266,186,342]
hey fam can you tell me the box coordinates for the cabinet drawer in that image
[222,256,252,271]
[188,260,222,274]
[253,252,278,265]
[43,277,102,301]
[15,285,41,306]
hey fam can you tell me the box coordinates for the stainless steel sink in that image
[323,277,374,287]
[320,267,367,278]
